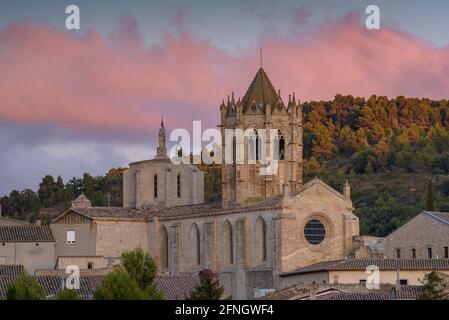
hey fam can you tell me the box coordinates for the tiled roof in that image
[315,286,423,300]
[0,272,201,300]
[242,67,283,112]
[261,283,424,300]
[69,207,152,220]
[280,259,449,276]
[53,196,284,223]
[0,275,104,299]
[0,226,54,242]
[0,265,24,277]
[155,274,201,300]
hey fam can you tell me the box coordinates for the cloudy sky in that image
[1,0,449,195]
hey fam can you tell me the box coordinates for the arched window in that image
[274,130,285,160]
[177,174,181,198]
[256,217,267,262]
[223,220,233,265]
[248,129,260,162]
[153,175,158,198]
[190,223,201,266]
[160,225,169,269]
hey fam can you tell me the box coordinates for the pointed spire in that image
[155,116,169,160]
[344,180,351,200]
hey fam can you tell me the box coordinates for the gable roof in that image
[155,274,201,300]
[423,211,449,226]
[0,226,54,242]
[298,177,345,200]
[280,259,449,277]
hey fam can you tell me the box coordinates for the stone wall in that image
[384,212,449,259]
[123,160,204,208]
[0,241,55,274]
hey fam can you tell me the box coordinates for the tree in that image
[427,177,435,211]
[6,273,46,300]
[93,268,147,300]
[55,288,81,300]
[417,271,448,300]
[188,269,224,300]
[121,247,164,299]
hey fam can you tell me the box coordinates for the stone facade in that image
[220,68,302,208]
[0,226,56,274]
[384,211,449,259]
[123,119,204,208]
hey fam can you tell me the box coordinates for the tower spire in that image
[155,114,168,160]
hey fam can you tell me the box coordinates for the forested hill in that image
[0,169,124,224]
[1,95,449,236]
[301,94,449,236]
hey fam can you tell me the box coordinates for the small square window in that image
[400,279,408,285]
[411,248,416,259]
[428,247,433,259]
[444,247,448,259]
[396,249,401,259]
[88,262,94,270]
[67,230,76,245]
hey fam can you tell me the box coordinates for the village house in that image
[384,211,449,260]
[0,225,56,274]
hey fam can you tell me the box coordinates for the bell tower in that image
[220,67,303,208]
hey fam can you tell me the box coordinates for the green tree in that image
[93,268,147,300]
[188,270,224,300]
[417,271,448,300]
[6,273,46,300]
[55,288,81,300]
[427,177,435,211]
[121,247,164,299]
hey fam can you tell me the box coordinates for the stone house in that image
[384,211,449,260]
[50,194,149,269]
[279,259,449,288]
[0,225,56,274]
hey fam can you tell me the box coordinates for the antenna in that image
[160,108,164,127]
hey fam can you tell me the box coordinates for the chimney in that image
[309,290,316,300]
[395,268,402,292]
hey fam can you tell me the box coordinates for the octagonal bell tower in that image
[220,67,303,208]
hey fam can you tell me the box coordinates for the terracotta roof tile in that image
[0,265,24,277]
[281,259,449,277]
[0,272,201,300]
[0,226,54,242]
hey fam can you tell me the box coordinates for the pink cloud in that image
[1,15,449,133]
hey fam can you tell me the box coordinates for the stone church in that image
[51,67,360,299]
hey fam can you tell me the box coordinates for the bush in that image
[55,288,81,300]
[93,268,148,300]
[6,273,46,300]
